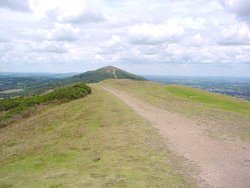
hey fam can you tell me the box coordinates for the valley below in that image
[145,75,250,101]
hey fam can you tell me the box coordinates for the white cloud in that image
[30,42,68,53]
[0,0,30,12]
[219,22,250,45]
[101,35,121,48]
[46,24,80,41]
[0,33,10,43]
[221,0,250,23]
[128,19,185,45]
[0,0,249,76]
[0,43,13,56]
[45,0,105,24]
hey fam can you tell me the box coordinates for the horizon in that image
[0,0,250,77]
[1,67,250,79]
[1,1,250,185]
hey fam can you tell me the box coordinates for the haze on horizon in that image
[0,0,250,77]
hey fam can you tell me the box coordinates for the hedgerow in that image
[0,83,91,124]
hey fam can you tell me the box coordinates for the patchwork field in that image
[0,89,24,94]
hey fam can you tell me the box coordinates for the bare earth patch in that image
[102,85,250,188]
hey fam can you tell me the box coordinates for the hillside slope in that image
[64,66,146,83]
[0,85,189,187]
[0,83,91,127]
[2,79,249,187]
[101,79,250,141]
[100,79,250,188]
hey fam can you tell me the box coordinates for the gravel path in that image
[102,86,250,188]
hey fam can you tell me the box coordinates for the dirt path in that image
[101,86,250,188]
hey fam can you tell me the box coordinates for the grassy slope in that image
[64,66,146,84]
[166,85,250,115]
[101,79,250,141]
[0,83,91,125]
[0,86,189,187]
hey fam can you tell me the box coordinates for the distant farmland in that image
[0,89,24,94]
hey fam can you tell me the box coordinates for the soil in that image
[102,86,250,188]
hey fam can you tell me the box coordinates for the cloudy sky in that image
[0,0,250,76]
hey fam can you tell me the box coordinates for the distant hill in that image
[0,66,145,99]
[64,66,146,83]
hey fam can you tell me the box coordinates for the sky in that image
[0,0,250,76]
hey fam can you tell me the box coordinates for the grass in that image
[0,86,190,187]
[101,79,250,141]
[166,85,250,116]
[0,83,91,125]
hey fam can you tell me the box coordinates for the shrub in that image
[0,83,91,123]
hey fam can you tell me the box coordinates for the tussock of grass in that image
[0,86,189,187]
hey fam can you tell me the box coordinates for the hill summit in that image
[64,66,146,83]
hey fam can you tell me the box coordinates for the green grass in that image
[0,86,190,187]
[166,85,250,116]
[0,83,91,124]
[101,79,250,141]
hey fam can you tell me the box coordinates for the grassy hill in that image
[0,66,145,99]
[0,84,189,187]
[2,79,250,187]
[64,66,146,83]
